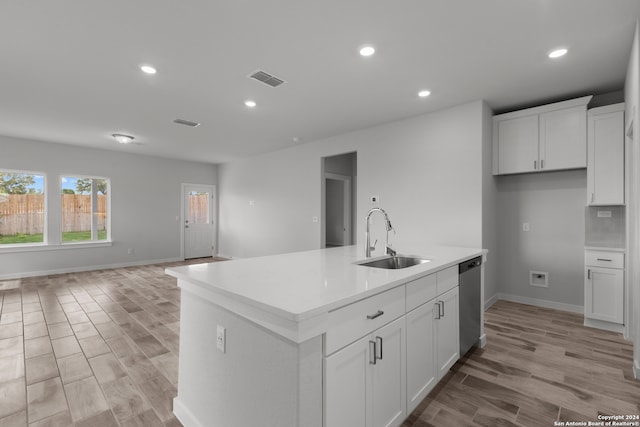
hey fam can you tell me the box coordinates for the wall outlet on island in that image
[217,325,226,353]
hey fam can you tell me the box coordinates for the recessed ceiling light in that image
[548,48,568,59]
[359,46,375,57]
[418,90,431,98]
[140,65,157,74]
[244,100,257,108]
[112,134,135,144]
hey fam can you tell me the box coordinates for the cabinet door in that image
[588,110,624,205]
[539,106,587,171]
[371,316,406,427]
[325,335,370,427]
[497,115,539,174]
[406,302,436,414]
[585,267,624,324]
[435,287,459,380]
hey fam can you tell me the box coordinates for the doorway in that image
[322,152,357,248]
[182,183,216,259]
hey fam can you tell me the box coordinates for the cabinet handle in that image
[587,269,591,280]
[376,336,383,360]
[369,340,377,365]
[596,258,612,262]
[366,310,384,320]
[534,160,537,170]
[591,193,595,203]
[541,159,544,169]
[440,301,445,317]
[435,302,441,319]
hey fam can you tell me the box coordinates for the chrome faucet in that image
[365,208,395,258]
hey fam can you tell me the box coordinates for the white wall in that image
[495,170,586,310]
[218,100,485,259]
[481,102,499,303]
[0,136,217,278]
[624,19,640,377]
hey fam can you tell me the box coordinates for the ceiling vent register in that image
[249,70,285,88]
[173,119,201,127]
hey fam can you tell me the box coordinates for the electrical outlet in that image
[216,325,226,353]
[522,222,530,232]
[312,216,318,223]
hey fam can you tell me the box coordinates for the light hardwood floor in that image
[0,259,637,426]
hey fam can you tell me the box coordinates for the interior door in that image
[184,184,215,259]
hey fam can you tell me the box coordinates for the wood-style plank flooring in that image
[0,259,637,426]
[403,300,639,427]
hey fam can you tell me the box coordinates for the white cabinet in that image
[587,103,625,205]
[406,282,459,414]
[406,300,436,414]
[434,287,459,379]
[493,96,592,175]
[584,250,624,327]
[496,115,539,174]
[325,316,406,427]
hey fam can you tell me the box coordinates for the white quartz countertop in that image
[166,245,485,324]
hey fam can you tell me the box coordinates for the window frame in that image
[0,168,48,248]
[60,174,111,245]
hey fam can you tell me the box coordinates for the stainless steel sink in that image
[357,256,430,269]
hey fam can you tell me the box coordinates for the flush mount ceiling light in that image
[112,133,135,144]
[244,100,257,108]
[359,46,375,57]
[140,65,157,74]
[548,48,568,59]
[418,90,431,98]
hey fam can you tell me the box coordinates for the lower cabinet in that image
[435,287,460,378]
[406,300,436,414]
[406,286,459,415]
[325,275,463,426]
[585,266,624,324]
[325,316,406,427]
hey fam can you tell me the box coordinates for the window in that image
[61,176,109,242]
[0,171,46,245]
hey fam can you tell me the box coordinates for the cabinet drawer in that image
[436,266,459,295]
[406,274,437,312]
[585,251,624,269]
[325,286,405,355]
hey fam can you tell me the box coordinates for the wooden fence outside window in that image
[0,194,107,236]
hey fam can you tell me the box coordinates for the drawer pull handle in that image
[596,258,612,262]
[367,310,384,320]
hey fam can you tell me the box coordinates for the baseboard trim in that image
[484,293,500,310]
[495,293,583,314]
[173,398,203,427]
[583,317,625,334]
[0,257,183,280]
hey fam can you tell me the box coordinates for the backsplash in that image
[585,206,625,248]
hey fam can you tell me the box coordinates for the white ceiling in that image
[1,1,639,164]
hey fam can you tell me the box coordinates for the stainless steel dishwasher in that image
[459,256,482,356]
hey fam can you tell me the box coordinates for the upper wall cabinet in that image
[492,96,592,175]
[587,103,625,206]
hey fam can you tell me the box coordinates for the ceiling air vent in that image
[249,70,285,88]
[173,118,201,128]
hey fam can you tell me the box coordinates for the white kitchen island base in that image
[174,289,323,427]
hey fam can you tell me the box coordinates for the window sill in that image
[0,241,113,254]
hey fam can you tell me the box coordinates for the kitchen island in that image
[166,244,486,427]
